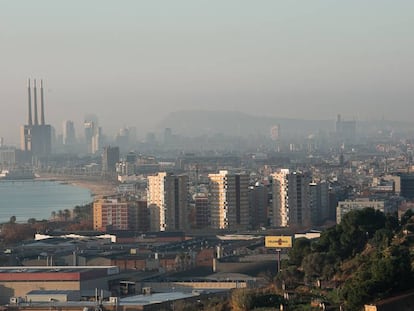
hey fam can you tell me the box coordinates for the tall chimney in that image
[27,78,33,126]
[33,79,39,125]
[40,79,45,125]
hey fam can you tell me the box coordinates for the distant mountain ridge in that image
[158,110,335,138]
[157,110,414,138]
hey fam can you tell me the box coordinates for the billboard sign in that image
[265,236,292,248]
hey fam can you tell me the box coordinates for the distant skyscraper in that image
[20,79,52,158]
[336,114,356,145]
[84,116,102,154]
[208,170,249,230]
[115,127,129,152]
[62,120,76,145]
[270,124,280,141]
[102,146,120,173]
[147,172,189,231]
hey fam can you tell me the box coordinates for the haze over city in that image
[1,0,414,145]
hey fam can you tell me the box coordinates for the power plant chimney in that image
[27,78,33,126]
[40,79,45,125]
[33,79,39,125]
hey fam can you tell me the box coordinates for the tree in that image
[63,209,71,221]
[1,223,35,244]
[370,228,393,249]
[341,244,413,310]
[9,215,16,224]
[302,252,337,281]
[276,266,304,288]
[57,210,63,221]
[230,288,283,311]
[401,209,414,226]
[339,208,387,258]
[289,238,311,266]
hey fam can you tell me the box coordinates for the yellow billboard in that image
[265,236,292,248]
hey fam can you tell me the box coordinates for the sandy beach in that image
[37,174,117,199]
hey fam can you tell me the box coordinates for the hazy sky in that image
[1,1,413,145]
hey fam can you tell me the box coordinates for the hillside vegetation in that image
[278,208,414,310]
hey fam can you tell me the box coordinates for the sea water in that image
[0,180,92,223]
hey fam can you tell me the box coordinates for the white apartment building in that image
[208,170,249,230]
[147,172,189,231]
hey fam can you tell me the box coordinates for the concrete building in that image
[208,170,249,230]
[20,79,52,158]
[336,199,385,224]
[336,114,356,145]
[102,146,120,173]
[147,172,189,231]
[93,197,149,231]
[309,181,330,226]
[0,147,17,166]
[248,183,269,229]
[62,120,76,145]
[270,124,280,141]
[0,266,119,304]
[271,169,311,228]
[400,174,414,199]
[270,169,290,227]
[94,198,129,231]
[84,116,102,154]
[195,193,209,229]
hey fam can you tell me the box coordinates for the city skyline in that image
[1,1,414,145]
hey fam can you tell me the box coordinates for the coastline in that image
[37,174,117,200]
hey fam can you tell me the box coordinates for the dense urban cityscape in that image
[0,79,413,310]
[2,2,414,311]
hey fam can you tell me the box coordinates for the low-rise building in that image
[336,199,385,223]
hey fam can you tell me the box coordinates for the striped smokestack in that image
[33,79,39,125]
[27,78,33,126]
[40,79,45,125]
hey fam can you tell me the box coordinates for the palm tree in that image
[63,209,71,221]
[57,210,64,221]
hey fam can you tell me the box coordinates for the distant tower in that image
[336,114,356,145]
[270,124,280,141]
[102,146,120,172]
[84,115,101,154]
[62,120,76,145]
[40,80,45,125]
[21,78,52,158]
[27,79,32,126]
[33,80,39,125]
